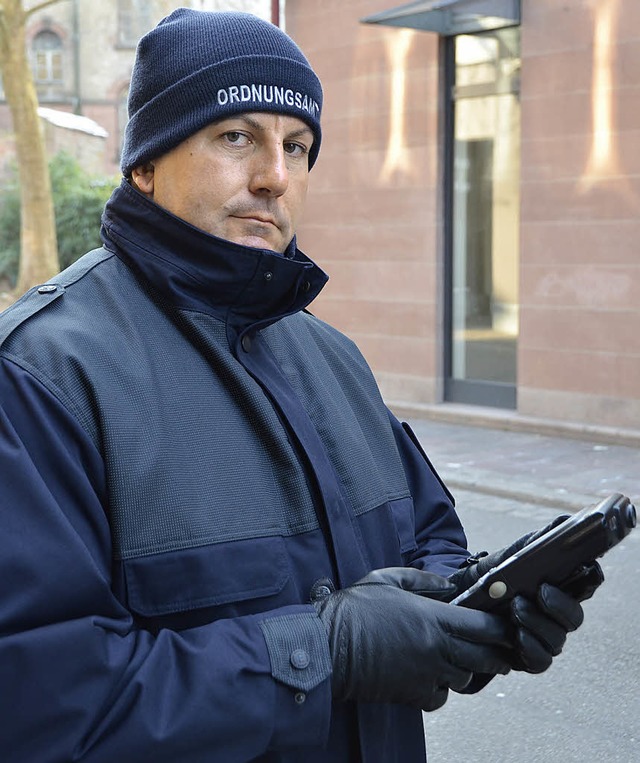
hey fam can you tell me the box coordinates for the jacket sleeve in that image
[388,412,470,575]
[0,357,331,763]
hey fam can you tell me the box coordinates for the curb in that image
[439,468,600,513]
[388,401,640,449]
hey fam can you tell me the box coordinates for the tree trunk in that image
[0,0,59,295]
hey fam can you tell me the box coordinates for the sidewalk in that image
[404,415,640,512]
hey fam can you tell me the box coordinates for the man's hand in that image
[448,516,604,603]
[509,583,584,673]
[447,517,604,688]
[313,568,514,712]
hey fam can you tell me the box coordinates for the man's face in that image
[132,112,314,253]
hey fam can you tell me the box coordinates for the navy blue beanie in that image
[121,8,323,176]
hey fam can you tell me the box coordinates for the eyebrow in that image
[226,114,314,143]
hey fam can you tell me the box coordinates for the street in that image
[423,489,640,762]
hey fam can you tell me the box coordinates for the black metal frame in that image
[441,32,517,410]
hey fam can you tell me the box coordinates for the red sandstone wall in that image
[518,0,640,427]
[287,0,443,405]
[287,0,640,430]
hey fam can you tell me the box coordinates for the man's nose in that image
[249,145,289,197]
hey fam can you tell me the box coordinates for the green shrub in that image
[0,151,118,286]
[0,170,20,288]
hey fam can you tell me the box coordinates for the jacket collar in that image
[100,179,328,336]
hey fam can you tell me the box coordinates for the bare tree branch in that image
[25,0,68,19]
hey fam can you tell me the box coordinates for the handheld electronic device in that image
[452,492,636,611]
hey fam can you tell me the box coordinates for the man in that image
[0,10,600,762]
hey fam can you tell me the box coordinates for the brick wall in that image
[518,0,640,427]
[287,0,640,430]
[287,0,443,404]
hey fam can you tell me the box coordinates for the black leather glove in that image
[448,515,604,687]
[359,567,581,675]
[454,580,586,694]
[509,583,584,673]
[313,567,514,712]
[449,515,604,603]
[448,515,565,595]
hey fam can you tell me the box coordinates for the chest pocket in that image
[120,536,291,625]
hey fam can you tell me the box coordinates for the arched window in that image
[32,30,63,85]
[118,0,152,47]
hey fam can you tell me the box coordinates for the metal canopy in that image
[361,0,521,36]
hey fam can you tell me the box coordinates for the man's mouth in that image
[235,214,277,227]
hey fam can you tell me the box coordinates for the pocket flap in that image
[123,536,290,617]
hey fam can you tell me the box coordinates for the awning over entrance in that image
[361,0,521,36]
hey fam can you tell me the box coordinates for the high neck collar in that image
[100,179,328,336]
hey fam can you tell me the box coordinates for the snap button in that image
[302,280,311,293]
[310,578,335,602]
[290,649,310,670]
[241,334,252,352]
[37,284,57,294]
[263,271,273,282]
[294,692,306,705]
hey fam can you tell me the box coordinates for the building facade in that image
[286,0,640,434]
[1,0,637,434]
[0,0,274,176]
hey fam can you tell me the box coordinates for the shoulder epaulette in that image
[0,247,113,347]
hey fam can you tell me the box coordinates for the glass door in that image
[445,28,521,408]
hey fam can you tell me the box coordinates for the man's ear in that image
[131,163,155,196]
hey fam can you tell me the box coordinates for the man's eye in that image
[224,131,249,146]
[284,142,308,157]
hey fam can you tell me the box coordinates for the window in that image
[444,27,521,408]
[118,0,152,47]
[33,30,63,85]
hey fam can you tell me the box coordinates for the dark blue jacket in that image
[0,180,469,762]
